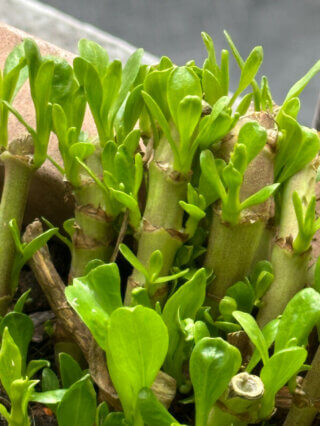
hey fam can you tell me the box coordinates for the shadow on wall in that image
[10,0,320,124]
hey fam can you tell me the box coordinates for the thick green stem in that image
[206,111,277,317]
[69,149,115,280]
[257,244,309,327]
[257,163,316,327]
[69,188,114,279]
[0,136,34,314]
[284,347,320,426]
[125,137,187,305]
[205,212,265,317]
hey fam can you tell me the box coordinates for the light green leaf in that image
[0,313,34,372]
[190,337,241,426]
[30,389,66,404]
[200,150,226,202]
[142,91,179,164]
[240,183,280,211]
[148,250,163,281]
[78,39,109,77]
[42,368,59,392]
[201,32,218,73]
[123,84,144,134]
[138,387,179,426]
[177,95,202,154]
[106,306,168,423]
[0,328,22,397]
[202,69,223,106]
[65,264,122,350]
[162,269,207,383]
[69,142,95,161]
[236,92,253,116]
[231,46,263,105]
[246,319,280,373]
[100,59,122,124]
[167,66,202,125]
[275,288,320,352]
[237,121,267,164]
[259,347,307,418]
[144,68,171,118]
[233,311,269,365]
[109,48,144,122]
[283,60,320,104]
[59,353,84,389]
[13,289,31,313]
[26,359,50,379]
[119,244,149,278]
[57,375,96,426]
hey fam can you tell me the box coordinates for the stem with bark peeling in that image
[125,136,187,305]
[205,112,277,317]
[69,148,115,280]
[257,162,317,327]
[0,135,34,315]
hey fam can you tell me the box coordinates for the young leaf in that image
[190,337,241,426]
[30,389,66,404]
[106,306,169,424]
[162,269,207,383]
[109,48,144,123]
[177,95,202,152]
[144,68,171,118]
[237,121,267,164]
[283,60,320,105]
[42,368,60,392]
[230,46,263,105]
[240,183,280,211]
[167,66,202,125]
[13,289,31,313]
[100,60,122,126]
[233,311,269,365]
[0,328,22,397]
[259,347,307,418]
[201,32,218,73]
[78,39,109,78]
[138,387,179,426]
[226,280,255,313]
[103,412,127,425]
[220,49,229,95]
[142,90,179,164]
[0,312,34,371]
[26,359,50,379]
[149,250,163,281]
[65,264,122,350]
[59,353,84,389]
[200,150,226,202]
[123,84,144,134]
[223,31,261,108]
[202,69,223,106]
[119,243,149,278]
[236,92,253,116]
[246,319,280,373]
[274,288,320,352]
[57,375,96,426]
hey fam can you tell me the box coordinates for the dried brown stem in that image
[23,219,119,408]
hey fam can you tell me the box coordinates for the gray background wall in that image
[3,0,320,125]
